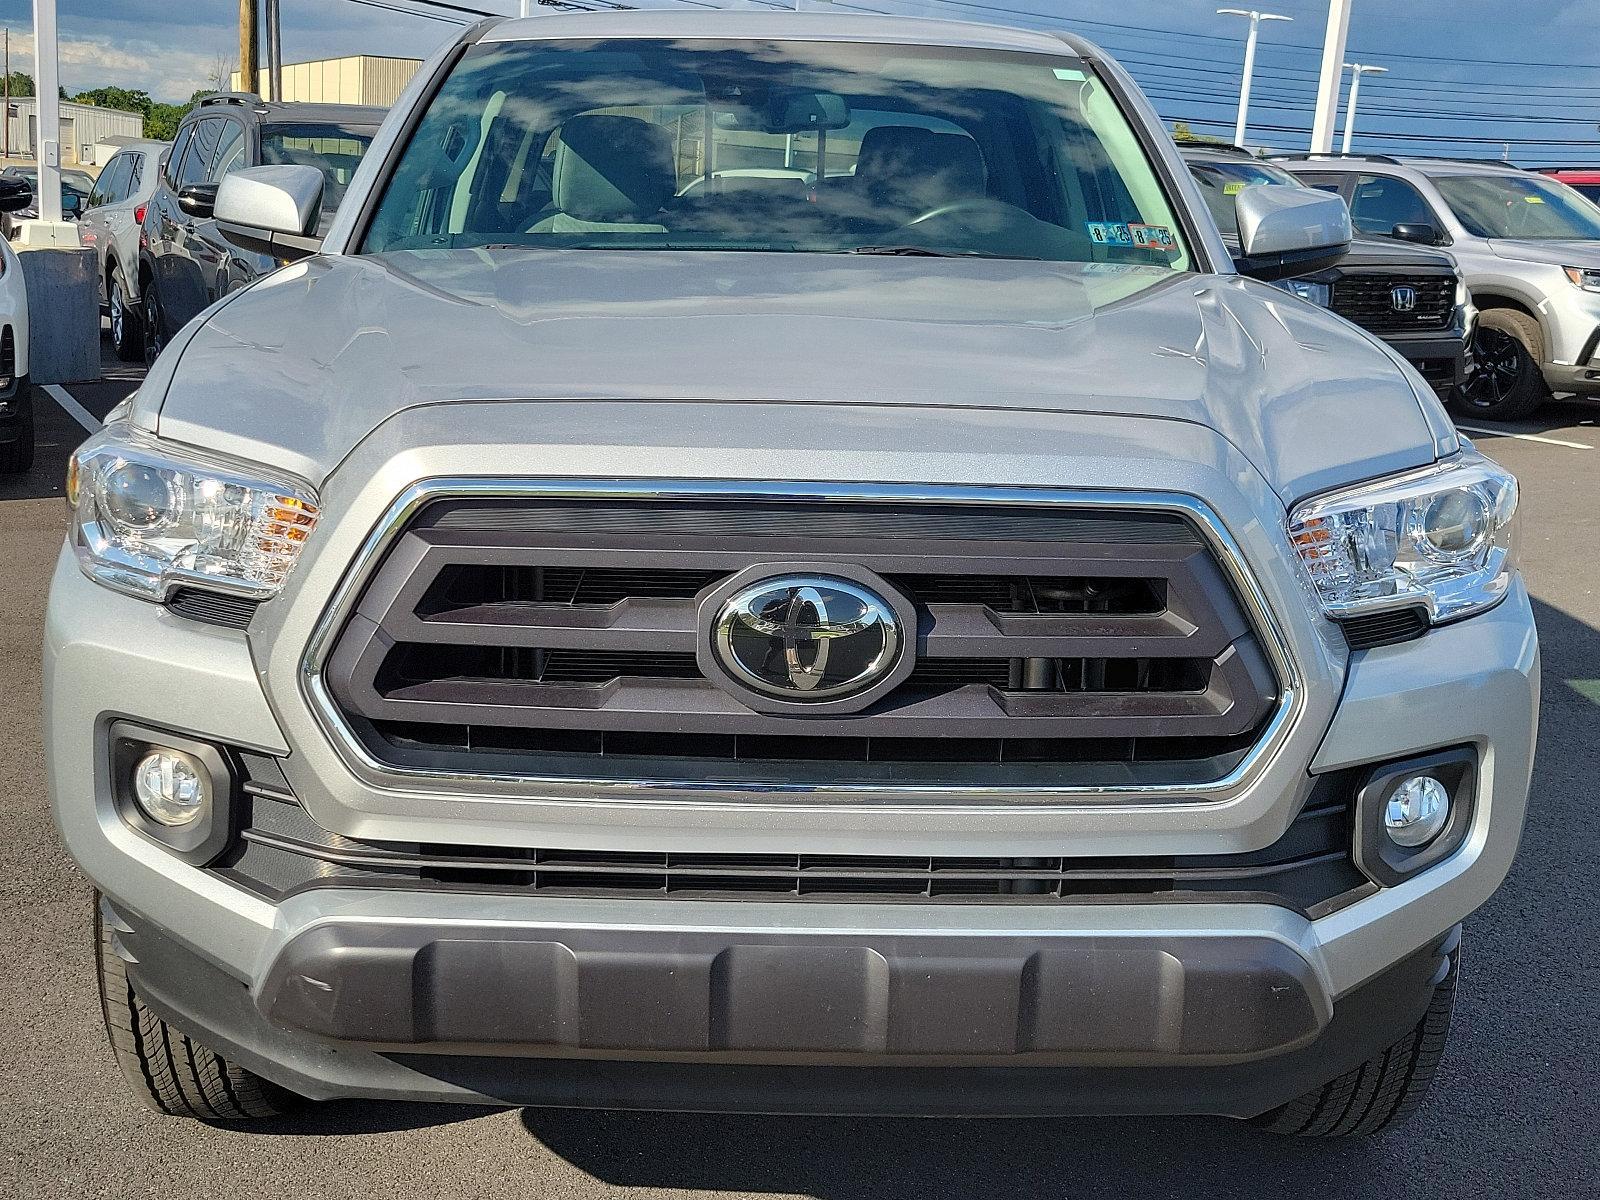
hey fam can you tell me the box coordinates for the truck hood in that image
[152,249,1445,505]
[1488,238,1600,268]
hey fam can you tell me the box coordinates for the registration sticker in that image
[1087,221,1135,246]
[1129,223,1178,250]
[1525,195,1546,204]
[1223,181,1247,195]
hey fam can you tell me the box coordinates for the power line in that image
[344,0,471,22]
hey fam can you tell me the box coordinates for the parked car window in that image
[177,118,223,189]
[1293,173,1346,194]
[1350,175,1436,236]
[165,124,196,187]
[1431,173,1600,240]
[1186,158,1301,238]
[127,152,144,197]
[89,156,130,207]
[363,39,1194,269]
[260,123,377,213]
[213,120,247,180]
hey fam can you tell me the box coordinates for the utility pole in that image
[265,0,281,103]
[1309,0,1353,153]
[1216,9,1293,149]
[33,0,59,222]
[519,0,533,14]
[1340,62,1388,154]
[239,0,258,96]
[3,29,9,162]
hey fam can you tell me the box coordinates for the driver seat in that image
[844,126,988,225]
[529,114,676,234]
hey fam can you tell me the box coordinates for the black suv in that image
[138,93,384,362]
[1182,145,1471,397]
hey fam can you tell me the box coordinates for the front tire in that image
[1256,945,1458,1138]
[109,272,144,362]
[1452,309,1548,421]
[141,279,166,368]
[95,896,298,1120]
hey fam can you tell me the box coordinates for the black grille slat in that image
[1331,274,1455,332]
[327,497,1281,788]
[222,771,1368,913]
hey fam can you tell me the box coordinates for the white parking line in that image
[41,384,101,434]
[1455,424,1592,450]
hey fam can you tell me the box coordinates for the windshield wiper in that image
[848,245,1034,261]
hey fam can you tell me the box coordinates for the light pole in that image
[1310,0,1353,153]
[1340,62,1389,154]
[1216,9,1293,149]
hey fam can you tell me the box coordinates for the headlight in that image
[1271,278,1331,307]
[69,425,319,602]
[1563,266,1600,293]
[1288,453,1517,625]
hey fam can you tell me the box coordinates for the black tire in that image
[142,277,166,368]
[95,896,298,1120]
[1256,946,1458,1138]
[1452,308,1548,421]
[0,384,35,474]
[109,270,144,362]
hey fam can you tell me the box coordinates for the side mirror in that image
[0,178,31,213]
[214,165,325,261]
[1392,221,1443,246]
[1233,186,1352,282]
[177,182,219,218]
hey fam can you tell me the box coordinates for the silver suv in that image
[48,12,1537,1136]
[1282,155,1600,419]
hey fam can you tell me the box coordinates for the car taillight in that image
[134,204,146,224]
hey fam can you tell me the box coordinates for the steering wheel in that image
[904,197,1019,226]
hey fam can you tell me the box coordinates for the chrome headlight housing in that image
[1563,266,1600,293]
[1272,278,1331,307]
[67,425,319,602]
[1288,453,1518,625]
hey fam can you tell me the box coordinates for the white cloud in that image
[4,29,231,103]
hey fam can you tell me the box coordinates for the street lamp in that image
[1217,8,1293,149]
[1340,62,1389,154]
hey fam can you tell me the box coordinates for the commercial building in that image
[3,97,144,165]
[231,55,420,108]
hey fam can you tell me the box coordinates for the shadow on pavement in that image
[232,1099,500,1137]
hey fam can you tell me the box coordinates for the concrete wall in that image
[232,56,419,108]
[4,98,144,165]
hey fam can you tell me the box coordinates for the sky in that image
[0,0,1595,165]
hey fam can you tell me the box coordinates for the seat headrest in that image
[854,126,986,209]
[551,114,676,223]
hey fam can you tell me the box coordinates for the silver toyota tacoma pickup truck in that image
[47,12,1538,1136]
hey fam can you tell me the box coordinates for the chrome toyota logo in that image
[712,576,900,702]
[1390,285,1418,312]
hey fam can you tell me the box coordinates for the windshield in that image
[361,39,1193,267]
[261,122,378,212]
[1432,173,1600,240]
[1185,157,1300,241]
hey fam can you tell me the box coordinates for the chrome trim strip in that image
[298,480,1303,804]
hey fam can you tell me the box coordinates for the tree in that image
[71,86,153,117]
[144,102,189,142]
[3,71,33,98]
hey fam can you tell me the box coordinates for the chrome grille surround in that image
[300,480,1303,804]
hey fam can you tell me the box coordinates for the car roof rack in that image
[198,92,263,109]
[1267,152,1404,165]
[1175,141,1258,157]
[1394,155,1526,170]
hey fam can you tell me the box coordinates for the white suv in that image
[1283,155,1600,419]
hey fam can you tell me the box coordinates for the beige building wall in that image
[231,56,420,107]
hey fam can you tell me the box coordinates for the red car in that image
[1540,168,1600,205]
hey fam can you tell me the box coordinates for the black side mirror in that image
[1391,222,1442,246]
[178,182,220,219]
[0,177,31,213]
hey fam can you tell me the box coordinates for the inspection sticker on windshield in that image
[1129,223,1177,250]
[1053,67,1088,82]
[1223,181,1247,195]
[1087,221,1135,246]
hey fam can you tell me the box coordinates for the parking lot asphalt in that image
[2,339,1596,1199]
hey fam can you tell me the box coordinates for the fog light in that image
[1383,775,1450,848]
[131,749,210,827]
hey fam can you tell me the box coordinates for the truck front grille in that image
[322,493,1283,793]
[1331,272,1456,333]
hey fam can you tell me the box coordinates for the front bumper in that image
[1384,320,1472,396]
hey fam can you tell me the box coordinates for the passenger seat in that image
[529,114,676,234]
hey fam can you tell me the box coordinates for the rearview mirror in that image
[214,164,325,261]
[1233,185,1352,282]
[1391,221,1443,246]
[764,90,851,135]
[0,177,31,213]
